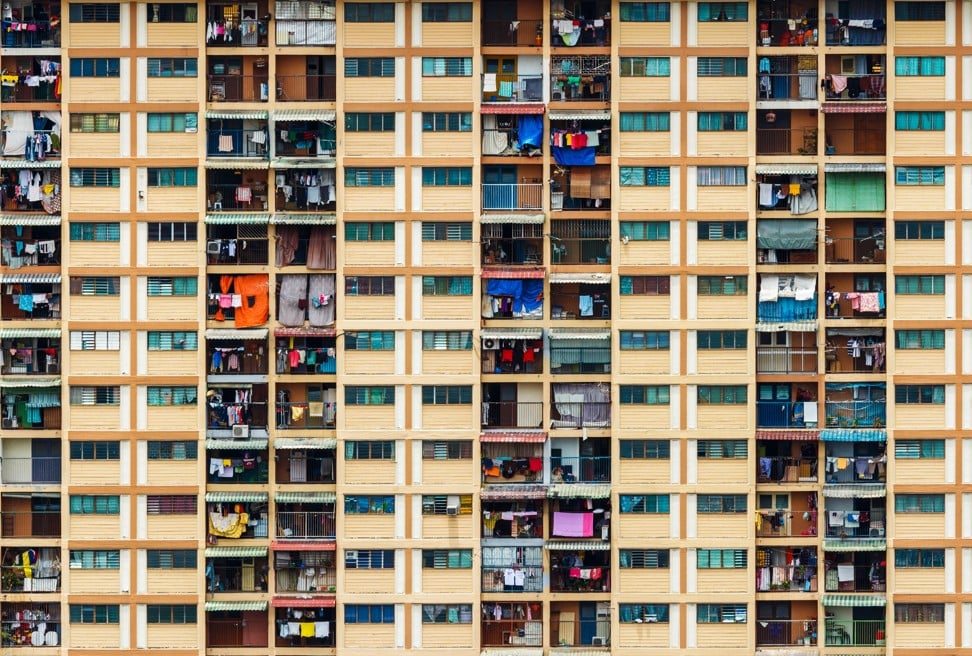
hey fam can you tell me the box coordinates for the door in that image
[240,2,258,45]
[31,438,60,483]
[579,601,598,645]
[758,383,792,427]
[252,60,268,101]
[306,55,321,100]
[757,331,789,373]
[853,220,885,263]
[484,57,517,101]
[483,166,518,210]
[854,114,885,154]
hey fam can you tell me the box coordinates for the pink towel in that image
[553,511,594,537]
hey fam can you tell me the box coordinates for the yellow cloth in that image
[21,551,32,579]
[789,183,801,196]
[223,459,231,466]
[291,405,305,422]
[208,512,246,538]
[300,622,315,637]
[837,457,849,470]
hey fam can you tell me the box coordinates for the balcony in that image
[825,332,886,374]
[825,6,886,46]
[274,1,336,46]
[551,454,610,484]
[481,401,543,429]
[0,494,60,538]
[205,124,269,159]
[206,500,269,541]
[550,6,611,48]
[550,167,611,211]
[824,115,886,155]
[482,501,543,538]
[757,456,817,483]
[824,445,885,485]
[551,551,610,592]
[273,116,336,160]
[1,603,60,648]
[757,285,817,325]
[825,401,885,430]
[756,0,818,47]
[822,66,886,104]
[275,384,337,430]
[481,330,543,374]
[823,558,885,593]
[275,336,336,375]
[755,549,818,593]
[0,1,59,48]
[0,227,60,269]
[551,383,610,428]
[205,224,269,266]
[757,126,819,157]
[1,388,61,429]
[550,336,610,374]
[824,502,885,539]
[550,56,611,101]
[483,564,544,592]
[1,550,60,593]
[825,237,886,265]
[207,336,270,376]
[757,58,817,102]
[757,510,818,538]
[207,611,268,648]
[206,448,269,484]
[482,183,543,211]
[207,556,270,592]
[552,614,611,647]
[276,508,336,540]
[757,401,819,429]
[274,608,336,648]
[206,383,268,433]
[482,442,543,484]
[481,73,545,104]
[274,550,335,593]
[206,170,269,212]
[756,339,819,375]
[205,1,270,47]
[207,56,270,102]
[756,618,818,645]
[483,18,543,46]
[481,603,543,647]
[0,456,60,485]
[1,338,60,376]
[0,56,61,104]
[1,279,61,320]
[272,225,337,269]
[275,443,335,483]
[824,619,885,646]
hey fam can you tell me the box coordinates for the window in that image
[619,167,670,186]
[619,385,670,405]
[698,112,747,131]
[345,222,394,241]
[422,112,472,132]
[345,441,395,460]
[697,494,747,513]
[895,1,945,20]
[895,494,945,513]
[70,168,120,187]
[148,222,197,241]
[619,56,670,77]
[147,113,197,133]
[345,549,395,569]
[620,494,670,513]
[422,167,472,186]
[147,605,197,624]
[620,440,670,459]
[620,222,670,242]
[345,2,395,22]
[422,331,472,350]
[422,605,472,624]
[620,275,670,295]
[147,58,197,77]
[422,222,472,241]
[895,111,945,131]
[697,2,747,20]
[345,331,395,350]
[421,2,471,21]
[345,386,395,405]
[422,494,472,515]
[619,112,670,132]
[344,495,395,514]
[153,3,197,21]
[697,549,748,568]
[147,549,197,568]
[895,221,944,240]
[422,385,472,404]
[147,168,197,187]
[895,439,945,459]
[697,166,746,186]
[619,331,670,350]
[895,548,945,568]
[147,386,198,406]
[70,386,120,405]
[422,549,473,568]
[147,277,197,296]
[146,495,196,514]
[698,221,747,240]
[70,605,120,624]
[422,57,472,76]
[423,276,472,296]
[69,495,120,514]
[344,605,395,624]
[345,57,396,77]
[70,222,120,241]
[69,58,120,77]
[895,385,944,404]
[895,603,945,623]
[345,276,396,296]
[70,330,121,351]
[345,167,395,186]
[147,440,197,460]
[422,441,472,460]
[70,441,120,460]
[69,2,120,20]
[619,604,670,623]
[147,331,197,350]
[71,276,119,296]
[698,57,747,77]
[697,440,747,458]
[697,276,747,295]
[697,330,747,349]
[620,549,669,568]
[895,275,945,295]
[896,166,945,186]
[698,385,747,404]
[345,113,395,132]
[70,113,120,133]
[896,330,945,349]
[895,56,945,76]
[619,2,670,21]
[69,550,120,569]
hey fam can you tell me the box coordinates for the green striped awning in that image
[271,213,337,225]
[276,491,336,504]
[0,159,61,169]
[548,484,611,499]
[822,538,886,552]
[824,163,886,173]
[205,601,268,612]
[206,110,269,120]
[480,212,545,224]
[206,438,269,450]
[821,594,886,607]
[0,377,59,388]
[270,157,335,169]
[274,437,337,450]
[822,484,885,499]
[205,492,269,503]
[545,541,611,551]
[548,329,610,341]
[755,164,818,176]
[0,214,60,226]
[0,273,60,284]
[205,158,269,170]
[551,651,609,656]
[273,110,336,122]
[0,328,61,339]
[205,214,271,225]
[205,546,268,558]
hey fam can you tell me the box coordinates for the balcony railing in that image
[553,619,609,647]
[482,19,543,46]
[826,19,887,46]
[208,561,270,592]
[482,512,543,538]
[275,75,337,102]
[824,619,885,646]
[757,456,817,483]
[1,404,61,429]
[483,129,544,157]
[756,127,819,156]
[757,619,818,644]
[0,19,59,48]
[206,183,268,212]
[758,72,818,101]
[277,453,335,483]
[0,566,60,592]
[757,297,817,323]
[825,344,886,374]
[824,238,886,265]
[824,565,885,592]
[207,402,268,430]
[481,74,545,102]
[207,618,266,648]
[552,456,610,484]
[207,75,269,103]
[482,565,544,592]
[276,620,335,648]
[1,129,61,159]
[2,620,61,647]
[550,239,611,264]
[482,183,543,211]
[481,401,543,429]
[275,566,336,593]
[823,74,886,101]
[2,347,61,375]
[551,566,610,592]
[757,510,817,538]
[0,456,61,484]
[274,19,336,46]
[756,346,819,374]
[757,20,820,47]
[482,351,542,374]
[0,80,60,103]
[826,127,886,156]
[756,568,818,593]
[275,402,336,430]
[206,20,269,47]
[550,401,611,429]
[206,129,269,158]
[276,510,336,539]
[551,192,611,211]
[757,401,819,429]
[825,401,885,429]
[823,458,883,485]
[549,347,610,374]
[0,511,61,538]
[482,618,544,647]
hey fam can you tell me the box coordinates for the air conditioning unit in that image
[2,418,15,429]
[592,637,608,646]
[231,424,250,438]
[482,339,498,350]
[46,363,59,374]
[206,240,221,255]
[446,494,460,516]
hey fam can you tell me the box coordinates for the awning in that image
[826,328,884,337]
[551,651,610,656]
[205,159,269,170]
[481,328,543,341]
[480,212,545,224]
[822,538,886,552]
[480,485,548,500]
[757,219,818,251]
[549,272,611,284]
[820,429,886,442]
[823,483,885,499]
[548,109,611,120]
[481,103,545,115]
[545,541,610,551]
[205,546,268,558]
[480,431,547,443]
[0,214,60,226]
[205,492,269,503]
[483,650,543,656]
[0,328,61,339]
[205,213,271,225]
[821,594,886,607]
[271,157,336,169]
[206,110,269,120]
[548,483,611,499]
[756,321,818,333]
[757,650,818,656]
[821,102,886,114]
[0,159,61,169]
[273,110,336,122]
[824,163,886,173]
[0,273,60,284]
[273,327,336,337]
[271,213,336,225]
[205,601,268,612]
[206,438,268,450]
[548,329,610,341]
[756,429,819,441]
[0,377,59,388]
[755,164,818,176]
[270,541,336,551]
[276,491,336,504]
[271,596,335,608]
[206,328,269,341]
[481,267,546,279]
[274,437,337,450]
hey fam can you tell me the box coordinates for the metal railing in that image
[275,401,337,430]
[824,565,885,592]
[482,19,543,46]
[0,567,60,593]
[482,129,543,157]
[551,456,611,483]
[823,455,884,484]
[275,566,336,593]
[756,346,819,374]
[825,237,886,264]
[482,183,543,211]
[756,127,819,155]
[757,456,817,483]
[825,344,886,373]
[757,510,818,538]
[2,620,62,647]
[824,522,881,539]
[0,81,60,104]
[207,75,269,103]
[274,19,336,46]
[756,568,817,593]
[757,401,819,429]
[481,401,543,429]
[823,619,885,646]
[206,183,268,212]
[276,620,335,647]
[825,401,886,429]
[482,351,543,374]
[551,193,612,211]
[551,567,610,593]
[758,72,818,101]
[205,20,269,47]
[756,619,818,645]
[482,565,544,592]
[207,560,269,592]
[275,510,336,539]
[481,619,544,647]
[826,21,886,46]
[0,20,59,48]
[550,401,611,429]
[482,512,543,538]
[823,74,886,101]
[0,511,61,538]
[274,74,337,102]
[553,618,609,647]
[206,129,269,158]
[2,347,61,375]
[0,457,61,484]
[481,74,545,102]
[277,453,336,483]
[550,239,611,265]
[550,347,611,374]
[826,127,886,155]
[206,401,268,430]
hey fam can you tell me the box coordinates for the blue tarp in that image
[518,115,543,148]
[552,146,595,166]
[485,278,543,314]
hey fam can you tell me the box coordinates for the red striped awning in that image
[756,429,820,441]
[274,327,337,337]
[481,267,546,279]
[271,596,336,608]
[821,102,886,114]
[481,103,545,115]
[480,431,547,443]
[270,541,337,551]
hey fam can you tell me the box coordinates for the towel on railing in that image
[498,80,514,97]
[218,134,234,152]
[483,73,497,92]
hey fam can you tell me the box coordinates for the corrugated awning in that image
[206,438,269,450]
[756,429,819,441]
[548,109,611,120]
[205,158,269,170]
[205,546,268,558]
[270,541,336,551]
[481,103,545,115]
[0,273,60,284]
[824,163,886,173]
[823,483,885,499]
[820,429,886,442]
[205,213,271,225]
[483,650,543,656]
[821,594,886,607]
[481,328,543,340]
[273,110,336,122]
[756,321,818,333]
[273,326,336,337]
[821,102,886,114]
[205,491,269,503]
[0,159,61,169]
[271,213,336,225]
[548,483,611,499]
[271,157,336,169]
[545,541,610,551]
[548,329,610,341]
[206,601,268,612]
[755,164,818,176]
[481,267,546,279]
[480,484,548,500]
[206,328,269,341]
[480,431,547,443]
[0,328,61,339]
[822,538,886,552]
[206,110,269,120]
[274,437,336,450]
[549,272,611,284]
[756,650,818,656]
[276,491,336,504]
[0,377,59,388]
[0,214,60,226]
[271,596,336,608]
[551,651,610,656]
[480,213,545,224]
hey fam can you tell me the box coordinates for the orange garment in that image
[234,274,269,328]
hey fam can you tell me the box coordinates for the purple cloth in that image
[553,511,594,537]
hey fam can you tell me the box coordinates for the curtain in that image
[307,274,336,326]
[275,226,300,267]
[1,111,33,156]
[306,225,336,269]
[481,114,508,155]
[276,275,307,327]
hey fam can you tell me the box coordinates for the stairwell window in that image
[70,113,120,133]
[620,166,670,186]
[70,386,120,405]
[345,331,395,350]
[423,276,472,296]
[697,330,747,349]
[148,331,197,350]
[619,494,670,513]
[895,56,945,76]
[698,548,747,568]
[70,605,120,624]
[344,57,396,77]
[422,57,472,77]
[71,276,118,296]
[895,439,945,459]
[345,167,395,186]
[147,277,197,296]
[697,2,747,21]
[619,56,670,77]
[698,111,747,131]
[619,2,670,21]
[69,495,120,514]
[422,112,472,132]
[620,440,670,459]
[421,2,471,21]
[698,276,748,295]
[147,168,197,187]
[69,58,120,77]
[619,549,670,568]
[895,384,944,404]
[895,274,944,294]
[345,2,395,22]
[619,331,670,350]
[147,386,198,406]
[345,113,395,132]
[69,2,119,21]
[345,385,395,405]
[895,166,945,186]
[147,58,198,77]
[146,495,197,514]
[345,440,395,460]
[70,168,120,187]
[70,441,120,460]
[619,112,670,132]
[894,493,944,513]
[147,440,197,460]
[698,385,747,404]
[147,549,197,568]
[147,605,197,624]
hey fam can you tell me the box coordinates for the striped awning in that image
[824,163,886,173]
[545,541,610,551]
[481,103,545,115]
[821,102,886,114]
[0,328,61,339]
[548,483,611,499]
[0,377,59,388]
[271,596,336,608]
[549,272,611,284]
[205,158,269,170]
[273,110,336,122]
[823,483,885,499]
[481,328,543,340]
[274,437,336,450]
[480,431,547,443]
[756,429,819,441]
[757,650,818,656]
[205,213,271,225]
[481,267,546,279]
[822,538,886,552]
[756,321,818,333]
[270,541,336,551]
[820,429,886,442]
[205,491,269,503]
[821,594,886,607]
[755,164,818,176]
[548,329,610,341]
[206,110,269,120]
[0,159,61,169]
[271,213,336,225]
[0,273,60,284]
[205,546,268,558]
[551,651,610,656]
[480,212,545,224]
[276,491,336,504]
[206,438,268,450]
[548,109,611,120]
[273,327,336,337]
[480,485,548,500]
[206,328,269,341]
[205,601,268,612]
[271,157,336,169]
[0,214,60,226]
